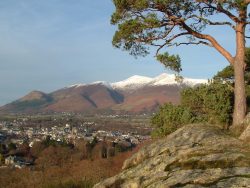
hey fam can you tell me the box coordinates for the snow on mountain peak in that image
[152,73,177,86]
[112,73,208,90]
[92,81,113,89]
[154,73,174,79]
[67,81,112,89]
[67,73,208,91]
[67,83,86,88]
[151,73,208,86]
[111,75,153,90]
[182,78,208,86]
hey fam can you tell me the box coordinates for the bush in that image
[151,82,234,137]
[151,103,195,137]
[181,82,233,125]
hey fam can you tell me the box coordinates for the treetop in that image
[111,0,250,73]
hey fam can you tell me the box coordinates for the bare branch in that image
[173,41,212,47]
[186,15,236,30]
[155,32,190,56]
[205,3,240,23]
[155,42,168,56]
[155,39,212,56]
[163,9,234,64]
[135,25,176,44]
[180,22,234,64]
[166,32,190,43]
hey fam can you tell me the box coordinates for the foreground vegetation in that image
[111,0,250,125]
[0,139,146,188]
[151,50,250,137]
[151,81,234,137]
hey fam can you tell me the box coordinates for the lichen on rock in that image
[94,124,250,188]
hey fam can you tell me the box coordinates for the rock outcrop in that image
[94,124,250,188]
[240,125,250,142]
[240,113,250,142]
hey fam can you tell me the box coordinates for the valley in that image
[0,113,152,187]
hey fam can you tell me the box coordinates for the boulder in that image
[94,124,250,188]
[239,113,250,141]
[239,124,250,141]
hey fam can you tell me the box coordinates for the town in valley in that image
[0,113,152,169]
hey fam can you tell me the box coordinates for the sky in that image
[0,0,242,105]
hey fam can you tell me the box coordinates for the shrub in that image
[151,103,195,137]
[151,82,234,137]
[181,82,233,125]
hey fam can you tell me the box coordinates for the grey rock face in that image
[94,124,250,188]
[239,113,250,141]
[240,124,250,141]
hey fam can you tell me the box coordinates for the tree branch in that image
[205,3,240,23]
[172,41,212,47]
[180,21,234,64]
[154,32,190,56]
[135,25,176,44]
[186,15,236,30]
[245,0,250,4]
[166,32,190,43]
[163,9,234,64]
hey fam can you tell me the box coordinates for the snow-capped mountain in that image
[111,75,154,90]
[67,83,86,88]
[67,81,112,89]
[111,73,207,90]
[0,73,208,114]
[66,73,207,91]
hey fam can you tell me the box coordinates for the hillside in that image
[0,91,53,113]
[0,74,207,114]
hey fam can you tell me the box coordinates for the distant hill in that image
[0,73,207,114]
[0,91,53,114]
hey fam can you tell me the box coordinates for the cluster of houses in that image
[4,155,32,169]
[0,118,150,168]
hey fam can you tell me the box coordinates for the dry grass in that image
[0,142,146,188]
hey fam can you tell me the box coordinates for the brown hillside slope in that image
[19,91,49,101]
[46,84,124,112]
[0,84,181,114]
[114,85,180,112]
[0,91,52,113]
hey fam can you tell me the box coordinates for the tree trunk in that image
[233,57,246,125]
[232,22,247,126]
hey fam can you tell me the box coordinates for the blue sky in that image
[0,0,240,105]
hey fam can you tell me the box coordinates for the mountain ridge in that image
[66,73,208,90]
[0,73,207,114]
